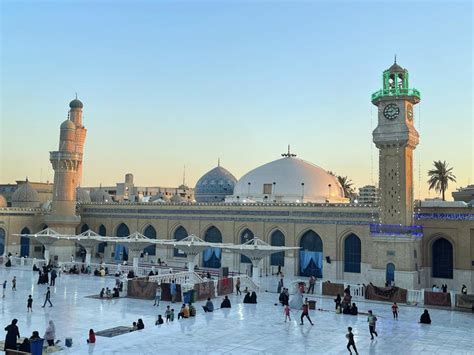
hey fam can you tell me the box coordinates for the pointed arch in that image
[344,233,361,273]
[97,224,107,253]
[203,226,222,268]
[270,229,285,266]
[0,228,6,255]
[240,228,254,263]
[432,238,453,279]
[299,230,323,277]
[143,225,156,256]
[20,227,31,257]
[115,223,130,261]
[80,224,90,233]
[173,226,188,258]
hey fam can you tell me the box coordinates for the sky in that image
[1,0,472,200]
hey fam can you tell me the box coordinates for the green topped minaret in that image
[372,60,420,226]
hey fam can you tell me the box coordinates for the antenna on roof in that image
[281,144,296,158]
[75,92,78,99]
[218,158,220,167]
[183,165,186,186]
[394,54,397,64]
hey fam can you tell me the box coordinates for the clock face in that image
[383,103,400,120]
[407,104,413,121]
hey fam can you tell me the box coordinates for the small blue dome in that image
[194,165,237,202]
[69,99,83,109]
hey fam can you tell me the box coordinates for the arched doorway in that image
[97,225,107,253]
[240,228,254,264]
[344,234,361,273]
[173,226,188,257]
[115,223,130,261]
[386,263,395,284]
[299,230,323,277]
[0,228,5,255]
[432,238,453,279]
[143,225,156,256]
[80,224,89,233]
[270,230,285,267]
[20,227,30,257]
[203,226,222,268]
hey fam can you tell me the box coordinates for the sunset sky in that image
[1,1,472,200]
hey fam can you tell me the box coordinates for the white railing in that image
[148,271,204,285]
[345,283,365,298]
[407,289,424,305]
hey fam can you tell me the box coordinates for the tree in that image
[427,160,456,201]
[337,176,354,199]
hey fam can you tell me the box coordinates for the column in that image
[251,259,262,285]
[44,246,50,263]
[85,247,92,265]
[186,253,198,273]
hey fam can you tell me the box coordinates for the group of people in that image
[4,319,56,352]
[131,319,145,331]
[243,291,257,304]
[99,287,120,299]
[334,294,358,315]
[431,284,449,293]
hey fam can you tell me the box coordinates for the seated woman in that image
[220,296,231,308]
[87,329,96,344]
[29,331,41,341]
[420,309,431,324]
[137,319,145,330]
[99,288,105,298]
[350,303,358,315]
[19,338,31,353]
[250,291,257,304]
[105,288,112,299]
[178,304,190,319]
[243,292,251,303]
[189,303,196,317]
[113,288,120,298]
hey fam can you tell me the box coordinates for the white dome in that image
[227,156,347,203]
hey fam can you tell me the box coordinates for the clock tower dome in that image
[372,59,420,226]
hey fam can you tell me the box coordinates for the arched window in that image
[432,238,453,279]
[386,263,395,284]
[299,230,323,277]
[240,228,254,263]
[80,224,89,233]
[0,228,6,255]
[20,227,30,257]
[97,225,107,253]
[115,223,130,261]
[270,230,285,266]
[143,225,156,256]
[203,226,222,268]
[173,226,188,257]
[344,234,361,273]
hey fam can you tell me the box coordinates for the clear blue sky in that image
[1,0,472,199]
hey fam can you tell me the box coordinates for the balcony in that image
[49,151,83,161]
[371,88,421,102]
[370,223,423,238]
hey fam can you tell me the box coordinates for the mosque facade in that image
[0,62,473,292]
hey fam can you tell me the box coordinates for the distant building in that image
[83,173,194,203]
[452,185,474,203]
[357,185,379,205]
[0,180,53,206]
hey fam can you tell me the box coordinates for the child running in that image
[346,327,358,355]
[392,302,399,319]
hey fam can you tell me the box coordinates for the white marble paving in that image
[0,267,473,354]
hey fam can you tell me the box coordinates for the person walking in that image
[153,286,161,306]
[11,276,16,291]
[308,276,315,294]
[50,269,57,286]
[300,299,314,325]
[236,277,241,296]
[392,302,399,319]
[42,287,53,308]
[44,320,56,346]
[4,319,20,351]
[27,295,33,312]
[2,281,6,298]
[284,304,291,322]
[346,327,359,355]
[367,310,378,339]
[170,280,177,303]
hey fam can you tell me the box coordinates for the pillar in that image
[186,253,198,273]
[252,259,262,285]
[85,247,92,265]
[44,246,50,263]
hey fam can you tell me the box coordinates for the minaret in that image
[372,60,420,226]
[69,96,87,187]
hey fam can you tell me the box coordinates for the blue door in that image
[386,263,395,284]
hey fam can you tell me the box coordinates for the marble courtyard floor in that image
[0,267,473,354]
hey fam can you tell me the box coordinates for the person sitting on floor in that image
[220,296,231,308]
[155,315,164,325]
[243,292,251,303]
[113,288,120,298]
[94,269,100,276]
[250,291,257,304]
[19,338,31,353]
[203,298,214,312]
[131,322,138,331]
[350,302,358,315]
[420,309,431,324]
[29,331,41,342]
[87,329,96,344]
[137,319,145,330]
[178,304,189,319]
[99,288,105,298]
[105,287,112,299]
[189,303,196,317]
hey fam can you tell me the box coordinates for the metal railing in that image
[371,87,421,101]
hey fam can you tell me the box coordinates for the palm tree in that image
[337,176,354,199]
[427,160,456,201]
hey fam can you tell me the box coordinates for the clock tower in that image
[372,60,420,226]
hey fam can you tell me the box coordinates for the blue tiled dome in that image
[194,165,237,202]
